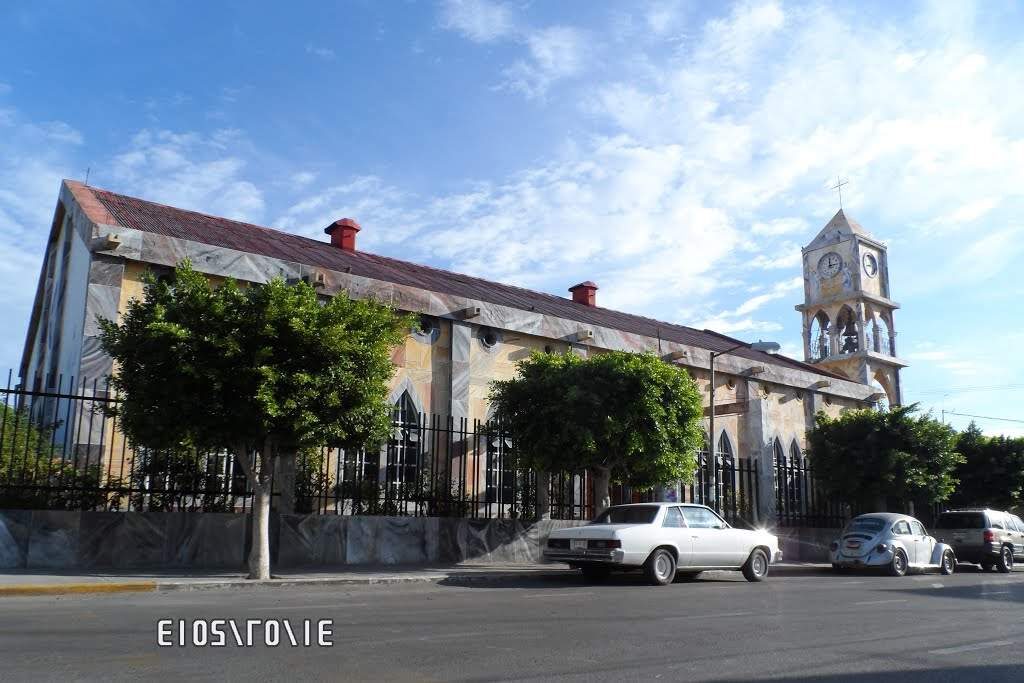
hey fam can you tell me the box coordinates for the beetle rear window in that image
[591,505,659,525]
[845,517,886,533]
[934,513,985,529]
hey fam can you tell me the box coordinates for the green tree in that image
[0,406,114,510]
[489,350,704,515]
[99,261,408,579]
[949,422,1024,510]
[806,404,962,512]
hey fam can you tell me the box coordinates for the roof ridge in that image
[84,183,849,383]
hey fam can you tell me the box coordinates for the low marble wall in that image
[775,526,841,562]
[0,510,586,571]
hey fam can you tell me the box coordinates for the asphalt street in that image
[2,565,1023,682]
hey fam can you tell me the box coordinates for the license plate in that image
[571,539,587,551]
[846,541,861,549]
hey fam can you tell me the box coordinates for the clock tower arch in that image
[795,209,907,406]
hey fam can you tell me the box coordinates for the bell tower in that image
[795,209,907,406]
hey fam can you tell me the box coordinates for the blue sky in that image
[2,0,1023,436]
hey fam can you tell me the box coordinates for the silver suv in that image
[933,509,1024,572]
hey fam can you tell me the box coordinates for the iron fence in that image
[2,374,766,523]
[774,457,848,528]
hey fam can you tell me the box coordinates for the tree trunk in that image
[275,450,296,515]
[249,482,271,580]
[591,466,611,517]
[536,470,550,521]
[235,441,273,581]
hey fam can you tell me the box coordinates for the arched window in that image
[772,438,786,499]
[773,438,786,468]
[717,431,734,465]
[865,311,893,356]
[836,306,859,354]
[387,391,421,485]
[789,440,802,466]
[809,311,831,361]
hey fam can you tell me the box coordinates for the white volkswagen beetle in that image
[544,503,781,585]
[829,513,956,576]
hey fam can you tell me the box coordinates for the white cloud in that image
[440,2,586,98]
[107,129,265,223]
[501,26,587,98]
[0,82,10,95]
[439,0,515,43]
[306,44,336,60]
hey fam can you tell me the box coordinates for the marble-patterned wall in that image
[0,510,586,571]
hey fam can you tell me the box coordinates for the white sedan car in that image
[544,503,782,585]
[829,513,956,576]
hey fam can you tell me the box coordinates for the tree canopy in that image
[99,261,409,577]
[488,350,705,513]
[949,422,1024,510]
[806,404,962,511]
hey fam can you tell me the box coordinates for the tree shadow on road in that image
[723,664,1024,683]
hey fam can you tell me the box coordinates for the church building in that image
[19,180,904,517]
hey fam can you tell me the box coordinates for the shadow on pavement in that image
[439,569,749,589]
[727,664,1024,683]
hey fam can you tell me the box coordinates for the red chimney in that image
[324,218,361,251]
[569,281,598,307]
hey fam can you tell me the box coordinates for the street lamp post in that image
[707,339,780,512]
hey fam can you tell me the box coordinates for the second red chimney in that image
[324,218,361,251]
[569,281,598,307]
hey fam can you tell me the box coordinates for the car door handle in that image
[691,535,699,539]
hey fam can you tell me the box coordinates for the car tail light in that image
[983,530,996,543]
[588,540,622,549]
[829,541,839,551]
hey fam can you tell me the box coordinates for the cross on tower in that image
[831,176,849,209]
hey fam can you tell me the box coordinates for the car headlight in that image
[875,543,889,553]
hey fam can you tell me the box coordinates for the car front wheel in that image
[888,548,909,577]
[743,549,769,582]
[997,546,1014,573]
[644,548,676,586]
[940,550,955,576]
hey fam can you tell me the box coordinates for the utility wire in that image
[943,411,1024,425]
[913,383,1024,396]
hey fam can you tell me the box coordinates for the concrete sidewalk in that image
[0,562,832,597]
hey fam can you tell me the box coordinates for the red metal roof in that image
[86,183,845,380]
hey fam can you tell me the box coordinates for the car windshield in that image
[591,505,659,525]
[844,517,886,534]
[935,513,986,529]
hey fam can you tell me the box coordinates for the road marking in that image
[853,599,908,606]
[841,580,864,585]
[930,640,1015,655]
[931,583,944,588]
[517,592,595,599]
[985,591,1011,595]
[247,602,371,611]
[663,612,753,621]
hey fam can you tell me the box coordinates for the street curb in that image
[154,571,576,592]
[0,571,576,597]
[0,581,158,597]
[0,565,831,597]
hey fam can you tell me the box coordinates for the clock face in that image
[817,252,843,278]
[862,253,878,277]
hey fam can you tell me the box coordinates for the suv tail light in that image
[983,530,996,543]
[588,540,622,549]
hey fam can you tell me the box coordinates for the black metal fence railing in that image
[606,454,761,529]
[2,373,766,524]
[0,375,604,519]
[774,458,847,528]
